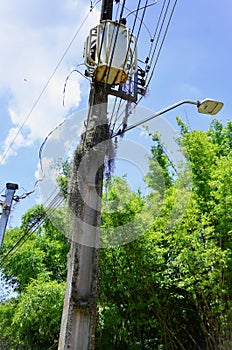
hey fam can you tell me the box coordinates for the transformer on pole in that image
[84,20,137,85]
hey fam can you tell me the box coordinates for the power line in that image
[0,5,98,165]
[1,0,180,257]
[112,0,179,134]
[105,1,150,131]
[147,0,168,61]
[146,0,179,89]
[1,191,65,261]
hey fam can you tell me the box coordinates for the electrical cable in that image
[124,1,157,19]
[130,0,142,34]
[110,0,156,124]
[82,0,126,145]
[147,0,171,74]
[1,0,179,258]
[113,0,120,21]
[1,191,65,261]
[147,0,168,62]
[18,118,68,201]
[109,97,119,126]
[1,219,45,261]
[105,0,146,131]
[119,0,127,19]
[110,99,126,132]
[63,66,91,107]
[83,1,144,134]
[10,110,74,203]
[1,0,177,260]
[0,187,5,195]
[0,5,98,165]
[1,1,121,259]
[135,0,149,44]
[112,0,178,135]
[146,0,178,88]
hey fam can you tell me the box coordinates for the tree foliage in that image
[0,206,69,349]
[1,118,232,349]
[12,278,65,349]
[96,119,232,349]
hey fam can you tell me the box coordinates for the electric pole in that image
[58,1,113,349]
[0,183,18,248]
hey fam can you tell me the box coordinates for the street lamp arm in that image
[122,99,198,135]
[113,98,223,137]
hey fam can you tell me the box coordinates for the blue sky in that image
[0,0,231,227]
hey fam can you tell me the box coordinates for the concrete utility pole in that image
[0,183,18,248]
[58,2,113,349]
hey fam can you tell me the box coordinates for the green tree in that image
[96,119,232,349]
[1,118,232,349]
[12,278,65,349]
[0,205,69,349]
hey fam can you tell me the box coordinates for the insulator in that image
[119,18,127,25]
[85,69,92,77]
[138,78,146,87]
[137,87,146,96]
[138,68,145,77]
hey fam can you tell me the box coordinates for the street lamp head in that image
[197,98,224,115]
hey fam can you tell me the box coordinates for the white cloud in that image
[0,0,100,162]
[0,126,33,163]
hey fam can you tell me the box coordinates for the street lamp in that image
[196,98,224,115]
[114,98,224,136]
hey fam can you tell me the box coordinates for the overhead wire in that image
[119,0,127,19]
[134,0,149,47]
[1,0,178,197]
[98,0,127,88]
[109,99,126,132]
[124,1,157,20]
[1,122,73,260]
[76,0,178,139]
[147,0,168,62]
[9,0,103,205]
[0,0,103,260]
[0,3,99,166]
[63,66,91,107]
[107,0,146,132]
[107,0,125,130]
[12,117,68,203]
[145,0,178,90]
[1,190,65,262]
[108,1,159,135]
[1,216,46,261]
[113,0,178,134]
[39,0,177,211]
[2,0,179,258]
[83,0,147,134]
[109,97,119,126]
[82,0,126,144]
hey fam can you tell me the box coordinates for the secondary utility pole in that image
[58,1,113,349]
[0,183,18,248]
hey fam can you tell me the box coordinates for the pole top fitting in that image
[6,183,19,190]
